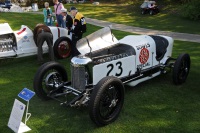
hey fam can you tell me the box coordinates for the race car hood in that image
[76,27,119,55]
[0,23,13,35]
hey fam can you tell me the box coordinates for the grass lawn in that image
[0,12,200,132]
[59,3,200,34]
[1,2,200,34]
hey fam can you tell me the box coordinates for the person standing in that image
[53,0,65,27]
[60,8,73,40]
[69,6,86,57]
[33,24,54,64]
[43,2,53,26]
[60,8,73,31]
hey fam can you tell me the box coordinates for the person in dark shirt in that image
[69,6,86,57]
[60,8,73,33]
[33,24,54,64]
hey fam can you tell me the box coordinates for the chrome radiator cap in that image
[71,56,92,65]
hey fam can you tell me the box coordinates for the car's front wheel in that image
[89,76,125,126]
[173,53,190,85]
[33,61,68,100]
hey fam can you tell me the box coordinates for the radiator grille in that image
[0,38,14,52]
[71,64,86,92]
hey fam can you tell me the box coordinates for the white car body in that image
[76,27,173,86]
[34,27,190,126]
[0,23,71,59]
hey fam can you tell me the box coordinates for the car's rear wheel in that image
[33,61,68,100]
[173,53,190,85]
[89,76,124,126]
[54,37,71,59]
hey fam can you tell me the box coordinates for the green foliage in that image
[25,0,54,8]
[95,0,189,4]
[1,3,200,34]
[170,0,191,3]
[180,0,200,20]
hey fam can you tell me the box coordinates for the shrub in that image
[180,0,200,20]
[26,0,54,8]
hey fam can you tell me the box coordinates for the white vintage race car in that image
[33,27,190,126]
[0,23,72,59]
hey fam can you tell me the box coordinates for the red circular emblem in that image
[139,48,149,64]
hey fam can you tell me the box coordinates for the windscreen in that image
[76,27,119,55]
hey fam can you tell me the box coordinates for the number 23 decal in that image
[107,61,123,76]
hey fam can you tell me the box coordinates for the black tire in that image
[54,37,72,59]
[89,76,125,126]
[33,61,68,100]
[173,53,190,85]
[150,10,154,15]
[141,9,145,15]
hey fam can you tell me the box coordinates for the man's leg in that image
[56,15,61,27]
[71,35,76,57]
[37,33,45,63]
[57,14,64,27]
[61,17,66,28]
[71,35,81,57]
[75,34,82,55]
[44,32,54,61]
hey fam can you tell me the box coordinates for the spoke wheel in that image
[33,61,68,100]
[44,72,62,92]
[89,76,124,126]
[173,53,190,85]
[54,37,71,59]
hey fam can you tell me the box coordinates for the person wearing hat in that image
[60,8,73,32]
[69,6,86,57]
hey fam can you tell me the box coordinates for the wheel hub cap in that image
[109,99,118,108]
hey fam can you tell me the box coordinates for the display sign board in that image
[18,88,35,101]
[8,99,26,133]
[8,88,34,132]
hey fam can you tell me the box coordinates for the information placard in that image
[8,99,26,133]
[18,88,35,101]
